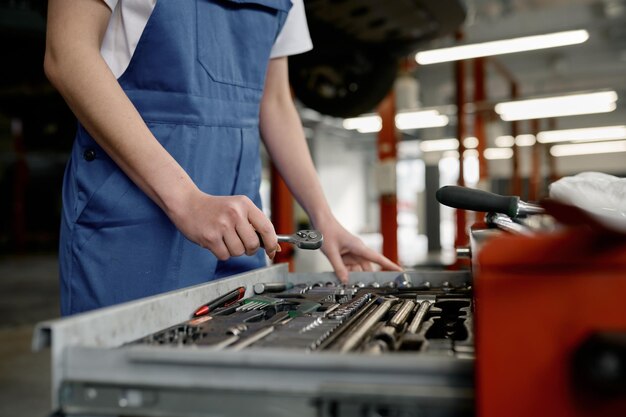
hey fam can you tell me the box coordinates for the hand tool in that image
[253,282,294,294]
[389,300,415,329]
[338,298,394,353]
[208,324,248,350]
[365,300,416,353]
[485,212,534,236]
[407,297,434,334]
[258,230,324,250]
[318,295,378,350]
[436,185,544,218]
[395,273,413,289]
[235,295,284,310]
[230,326,276,350]
[191,286,246,318]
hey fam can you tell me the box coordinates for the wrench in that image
[258,230,323,250]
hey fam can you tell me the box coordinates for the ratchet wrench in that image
[258,229,323,250]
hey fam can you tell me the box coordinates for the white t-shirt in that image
[101,0,313,79]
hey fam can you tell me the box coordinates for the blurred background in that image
[0,0,625,415]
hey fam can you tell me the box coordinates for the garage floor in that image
[0,254,59,417]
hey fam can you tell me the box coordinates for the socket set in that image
[131,275,474,357]
[35,267,475,417]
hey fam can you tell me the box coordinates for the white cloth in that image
[100,0,313,79]
[549,172,626,233]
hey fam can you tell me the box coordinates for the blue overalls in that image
[59,0,292,315]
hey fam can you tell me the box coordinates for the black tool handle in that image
[436,186,520,218]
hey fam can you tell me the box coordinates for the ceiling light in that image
[342,115,382,133]
[442,151,460,159]
[395,110,449,130]
[484,148,514,160]
[463,149,479,158]
[420,138,459,152]
[463,137,479,149]
[495,135,515,147]
[515,134,536,147]
[415,29,589,65]
[495,91,618,121]
[537,125,626,143]
[550,140,626,157]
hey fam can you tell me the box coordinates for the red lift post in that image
[377,91,399,264]
[270,164,295,270]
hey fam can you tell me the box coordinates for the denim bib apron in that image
[59,0,292,315]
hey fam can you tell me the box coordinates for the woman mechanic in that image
[45,0,402,315]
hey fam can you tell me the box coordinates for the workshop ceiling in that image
[417,0,626,107]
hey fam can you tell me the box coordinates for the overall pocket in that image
[196,0,291,90]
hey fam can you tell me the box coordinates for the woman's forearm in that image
[259,58,334,227]
[45,0,197,221]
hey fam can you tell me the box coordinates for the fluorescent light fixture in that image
[495,91,618,121]
[416,29,589,65]
[515,134,536,147]
[395,110,449,130]
[537,125,626,143]
[343,115,381,133]
[420,138,459,152]
[344,110,450,133]
[442,151,460,159]
[495,135,515,147]
[550,140,626,157]
[463,137,479,149]
[463,149,479,158]
[484,148,514,160]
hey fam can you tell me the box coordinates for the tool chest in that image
[475,226,626,417]
[33,265,474,417]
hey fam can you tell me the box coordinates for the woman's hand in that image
[315,216,403,283]
[168,190,279,261]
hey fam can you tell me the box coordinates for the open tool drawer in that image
[33,265,474,417]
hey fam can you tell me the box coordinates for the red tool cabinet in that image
[475,226,626,417]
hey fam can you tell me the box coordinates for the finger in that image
[325,246,349,283]
[376,254,403,271]
[236,222,260,256]
[223,231,245,257]
[359,259,373,272]
[223,230,246,256]
[246,204,277,255]
[210,239,230,261]
[343,254,373,272]
[353,245,403,271]
[348,264,363,272]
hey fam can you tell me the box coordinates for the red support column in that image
[270,164,295,270]
[377,91,398,264]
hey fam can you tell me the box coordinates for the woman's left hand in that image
[316,217,403,283]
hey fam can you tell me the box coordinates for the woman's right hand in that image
[169,191,279,261]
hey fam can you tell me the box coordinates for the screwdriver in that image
[436,186,544,218]
[192,286,246,318]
